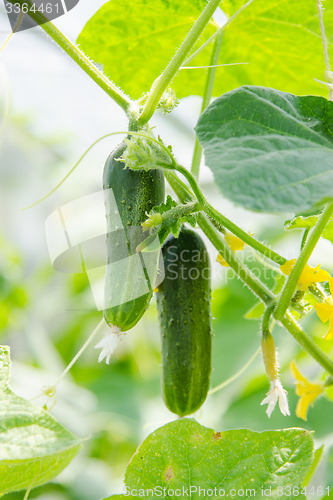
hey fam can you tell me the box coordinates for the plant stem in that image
[15,1,132,112]
[198,213,275,303]
[166,169,330,308]
[0,10,23,53]
[171,164,286,265]
[54,318,106,388]
[191,31,224,178]
[138,0,222,125]
[23,488,31,500]
[208,346,261,395]
[165,170,275,303]
[205,204,286,265]
[274,203,333,321]
[317,0,333,101]
[300,228,310,251]
[166,170,333,376]
[183,0,255,66]
[161,201,202,223]
[281,313,333,377]
[165,169,326,302]
[262,304,276,336]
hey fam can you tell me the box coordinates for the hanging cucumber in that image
[157,227,212,416]
[103,141,165,331]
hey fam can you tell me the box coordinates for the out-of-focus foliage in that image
[0,347,82,496]
[1,55,333,500]
[0,236,28,331]
[77,0,333,100]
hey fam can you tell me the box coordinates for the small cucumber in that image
[157,227,212,416]
[103,142,165,331]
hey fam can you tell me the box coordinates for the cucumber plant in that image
[157,227,212,417]
[3,0,333,497]
[103,141,165,331]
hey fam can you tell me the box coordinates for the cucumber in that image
[103,142,165,331]
[157,227,212,416]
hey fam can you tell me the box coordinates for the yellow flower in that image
[217,234,245,267]
[280,259,330,291]
[314,278,333,340]
[290,361,324,420]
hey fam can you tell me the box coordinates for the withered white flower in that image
[95,326,123,364]
[261,379,290,418]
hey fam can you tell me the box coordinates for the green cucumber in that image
[103,142,165,331]
[157,227,212,416]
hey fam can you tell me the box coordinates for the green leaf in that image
[154,196,197,242]
[77,0,216,100]
[0,345,82,496]
[303,445,324,487]
[105,419,313,498]
[77,0,333,101]
[213,0,333,99]
[196,86,333,214]
[285,214,333,244]
[139,197,197,252]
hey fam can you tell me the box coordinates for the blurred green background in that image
[1,1,333,499]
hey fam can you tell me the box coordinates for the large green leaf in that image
[285,214,333,244]
[77,0,333,101]
[214,0,333,98]
[77,0,216,99]
[0,346,82,496]
[196,86,333,214]
[104,419,314,499]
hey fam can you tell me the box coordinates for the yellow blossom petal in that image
[290,360,308,384]
[314,302,333,323]
[295,392,320,420]
[216,254,229,267]
[280,260,330,291]
[290,361,324,420]
[298,265,330,291]
[280,259,297,276]
[217,234,245,268]
[329,277,333,297]
[225,233,245,252]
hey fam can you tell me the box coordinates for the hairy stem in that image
[14,0,132,112]
[262,304,276,336]
[275,203,333,321]
[173,164,286,265]
[281,313,333,377]
[161,201,202,223]
[183,0,255,66]
[200,214,275,303]
[300,228,310,251]
[191,31,224,178]
[165,169,328,305]
[166,170,333,376]
[165,171,275,303]
[138,0,222,125]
